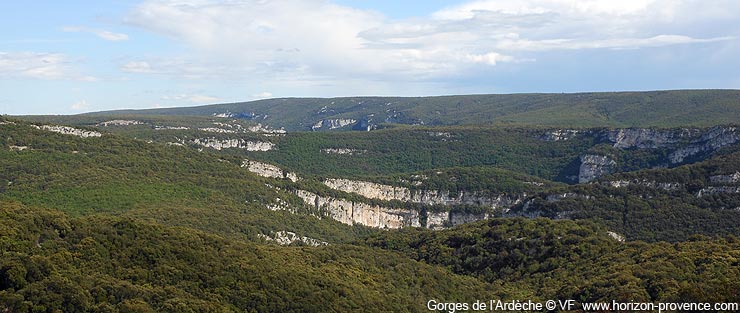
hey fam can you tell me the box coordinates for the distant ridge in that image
[83,89,740,130]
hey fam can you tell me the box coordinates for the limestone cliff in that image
[242,160,299,182]
[578,154,616,183]
[604,126,739,163]
[291,189,501,229]
[322,178,524,209]
[668,127,740,163]
[258,231,328,247]
[32,125,102,138]
[311,118,357,131]
[294,190,420,228]
[192,138,274,151]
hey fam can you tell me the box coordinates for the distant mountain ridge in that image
[84,89,740,130]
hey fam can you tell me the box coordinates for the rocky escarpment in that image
[578,154,616,183]
[668,127,740,163]
[291,189,501,229]
[540,129,583,141]
[311,118,357,131]
[32,125,102,138]
[258,231,328,247]
[242,160,299,182]
[322,178,525,209]
[605,179,681,191]
[606,126,740,163]
[321,148,366,155]
[573,126,740,182]
[97,120,144,127]
[192,138,274,151]
[295,190,420,228]
[696,186,740,197]
[710,172,740,184]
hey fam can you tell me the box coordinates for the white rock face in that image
[321,148,366,155]
[427,132,452,138]
[199,127,236,133]
[248,123,286,134]
[607,231,626,242]
[242,160,299,182]
[450,212,490,225]
[254,186,504,229]
[545,193,591,202]
[322,178,523,209]
[541,129,581,141]
[608,128,688,149]
[669,127,740,163]
[9,145,29,151]
[192,138,274,151]
[32,125,102,138]
[602,127,740,164]
[97,120,143,127]
[606,179,681,191]
[155,126,190,130]
[295,190,421,228]
[324,179,410,202]
[696,186,740,197]
[258,231,328,247]
[213,112,234,118]
[311,118,357,130]
[578,154,616,183]
[710,172,740,184]
[426,212,450,229]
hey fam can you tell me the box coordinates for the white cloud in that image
[123,0,739,84]
[0,51,96,81]
[161,94,221,103]
[63,26,129,41]
[251,91,272,99]
[121,61,154,73]
[71,100,90,110]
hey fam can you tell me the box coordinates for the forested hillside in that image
[4,88,740,312]
[23,90,740,131]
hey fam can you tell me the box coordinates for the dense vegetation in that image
[0,202,517,311]
[512,152,740,242]
[4,89,740,313]
[364,218,740,305]
[0,119,372,244]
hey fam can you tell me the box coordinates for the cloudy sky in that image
[1,0,739,115]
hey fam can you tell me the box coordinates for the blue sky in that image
[2,0,739,115]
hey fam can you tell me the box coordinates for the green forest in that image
[4,88,740,313]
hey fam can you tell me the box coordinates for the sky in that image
[1,0,739,115]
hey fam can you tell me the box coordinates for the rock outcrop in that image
[242,160,299,182]
[321,148,366,155]
[607,128,691,149]
[322,178,524,209]
[32,125,102,138]
[540,129,582,141]
[295,190,420,228]
[311,119,357,131]
[668,127,740,163]
[578,154,616,183]
[258,231,328,246]
[192,138,274,151]
[710,172,740,184]
[290,188,501,229]
[199,127,236,133]
[696,186,740,197]
[605,179,682,191]
[97,120,144,127]
[603,126,739,164]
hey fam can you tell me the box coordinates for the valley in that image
[3,90,740,311]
